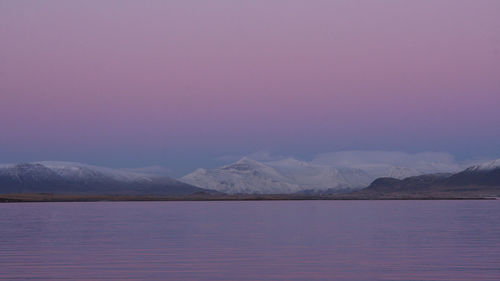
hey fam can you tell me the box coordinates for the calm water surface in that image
[1,200,499,280]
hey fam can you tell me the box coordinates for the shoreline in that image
[0,193,496,203]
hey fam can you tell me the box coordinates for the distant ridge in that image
[0,162,213,196]
[360,159,500,198]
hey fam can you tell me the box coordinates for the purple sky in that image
[1,0,499,175]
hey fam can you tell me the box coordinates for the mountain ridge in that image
[0,162,212,196]
[359,159,500,198]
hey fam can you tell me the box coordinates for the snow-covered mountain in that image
[180,151,468,194]
[0,162,210,195]
[180,158,302,194]
[181,157,372,194]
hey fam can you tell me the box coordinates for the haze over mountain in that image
[311,151,463,178]
[0,162,210,196]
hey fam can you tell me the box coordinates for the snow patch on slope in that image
[465,159,500,172]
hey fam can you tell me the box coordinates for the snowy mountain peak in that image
[221,157,269,171]
[181,158,296,194]
[236,156,252,163]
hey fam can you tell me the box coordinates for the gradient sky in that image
[1,0,499,175]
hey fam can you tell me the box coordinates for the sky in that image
[1,0,499,176]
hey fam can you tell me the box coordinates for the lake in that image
[1,200,499,280]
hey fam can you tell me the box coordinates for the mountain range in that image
[359,159,500,198]
[180,156,462,194]
[0,161,210,196]
[0,158,499,198]
[180,157,374,194]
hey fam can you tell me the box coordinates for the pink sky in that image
[1,0,499,173]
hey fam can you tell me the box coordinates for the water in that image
[1,200,499,280]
